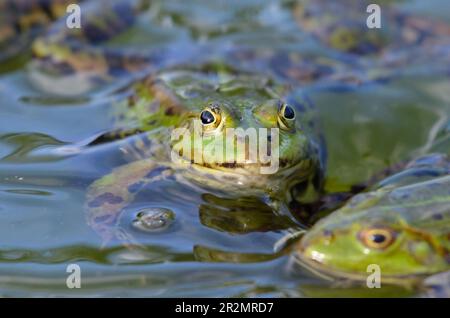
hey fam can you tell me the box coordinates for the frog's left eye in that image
[359,227,397,249]
[278,103,296,130]
[200,105,222,131]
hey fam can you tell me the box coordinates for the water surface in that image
[0,0,449,297]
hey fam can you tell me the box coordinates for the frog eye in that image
[282,104,295,120]
[200,110,216,125]
[359,227,397,249]
[200,105,222,130]
[278,102,296,130]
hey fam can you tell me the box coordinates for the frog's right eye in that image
[200,110,216,125]
[277,102,296,131]
[200,105,222,131]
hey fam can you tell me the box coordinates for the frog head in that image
[168,72,323,197]
[295,191,449,280]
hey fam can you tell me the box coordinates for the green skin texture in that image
[85,71,324,244]
[296,152,450,283]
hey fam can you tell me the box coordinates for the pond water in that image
[0,0,449,297]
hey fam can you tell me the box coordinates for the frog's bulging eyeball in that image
[278,102,296,131]
[358,227,397,249]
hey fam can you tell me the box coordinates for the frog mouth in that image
[292,248,423,287]
[188,156,312,177]
[289,250,338,282]
[201,159,294,170]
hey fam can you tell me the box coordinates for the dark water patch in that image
[199,193,298,234]
[0,133,70,163]
[0,259,292,297]
[3,189,53,196]
[0,245,193,266]
[193,245,285,263]
[20,95,91,106]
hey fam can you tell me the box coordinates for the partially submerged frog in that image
[293,149,450,286]
[0,0,329,245]
[85,70,325,244]
[4,0,450,254]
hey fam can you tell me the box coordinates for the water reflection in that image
[0,245,192,265]
[199,193,298,234]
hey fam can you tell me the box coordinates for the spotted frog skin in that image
[0,0,75,63]
[294,146,450,286]
[3,0,450,85]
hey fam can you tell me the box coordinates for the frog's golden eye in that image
[359,227,396,249]
[200,105,222,131]
[278,102,296,130]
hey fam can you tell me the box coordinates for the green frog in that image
[293,132,450,286]
[3,0,450,252]
[0,0,334,251]
[85,69,326,245]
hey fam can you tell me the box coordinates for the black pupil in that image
[200,110,215,124]
[371,233,386,244]
[283,105,295,119]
